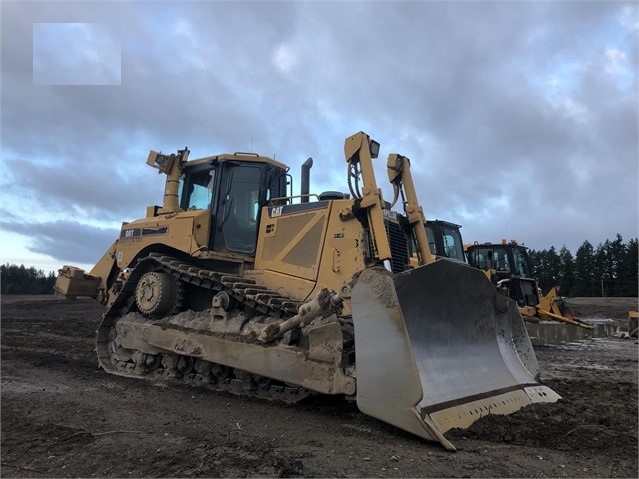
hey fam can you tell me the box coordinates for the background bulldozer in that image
[55,132,559,450]
[423,219,466,262]
[466,241,594,330]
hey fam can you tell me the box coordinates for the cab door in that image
[212,164,264,255]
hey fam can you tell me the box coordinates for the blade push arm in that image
[387,154,435,265]
[344,131,392,262]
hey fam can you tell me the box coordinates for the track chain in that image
[148,252,303,316]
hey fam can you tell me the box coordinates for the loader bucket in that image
[537,286,594,330]
[352,260,560,450]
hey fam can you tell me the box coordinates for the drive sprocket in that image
[134,271,178,316]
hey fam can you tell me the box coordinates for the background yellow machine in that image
[466,241,594,330]
[55,132,559,450]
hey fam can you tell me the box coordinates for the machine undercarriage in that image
[98,253,356,403]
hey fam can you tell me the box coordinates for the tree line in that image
[529,235,638,297]
[1,235,637,297]
[1,264,57,295]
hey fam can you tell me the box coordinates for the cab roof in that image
[186,152,288,170]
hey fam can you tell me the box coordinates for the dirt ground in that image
[1,295,637,478]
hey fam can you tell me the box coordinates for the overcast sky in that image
[1,0,637,273]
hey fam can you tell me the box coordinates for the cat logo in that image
[271,206,283,217]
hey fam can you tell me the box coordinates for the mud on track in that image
[1,295,637,478]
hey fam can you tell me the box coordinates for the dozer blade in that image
[352,261,560,450]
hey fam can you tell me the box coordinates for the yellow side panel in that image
[283,219,326,267]
[314,203,367,286]
[253,200,368,305]
[261,214,320,262]
[255,204,330,281]
[115,210,210,269]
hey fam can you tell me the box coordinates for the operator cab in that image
[466,242,540,307]
[177,154,289,256]
[467,244,532,281]
[424,220,465,261]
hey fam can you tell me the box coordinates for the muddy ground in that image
[1,295,637,478]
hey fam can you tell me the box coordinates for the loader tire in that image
[134,271,178,316]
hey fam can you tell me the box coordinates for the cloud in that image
[273,44,296,73]
[0,215,118,265]
[33,23,121,85]
[0,0,636,272]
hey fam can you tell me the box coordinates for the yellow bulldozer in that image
[465,241,594,330]
[55,132,559,450]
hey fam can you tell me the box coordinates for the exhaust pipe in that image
[301,157,313,203]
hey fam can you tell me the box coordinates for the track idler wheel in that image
[135,271,178,316]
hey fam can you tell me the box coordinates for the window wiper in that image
[218,165,237,229]
[219,197,234,228]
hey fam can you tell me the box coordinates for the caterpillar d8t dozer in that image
[55,132,559,450]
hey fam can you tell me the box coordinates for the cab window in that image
[179,168,216,210]
[472,248,494,270]
[442,227,464,260]
[495,249,510,272]
[425,225,437,254]
[513,248,530,277]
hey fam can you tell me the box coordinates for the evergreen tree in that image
[620,238,638,296]
[593,243,607,297]
[573,241,595,296]
[607,234,625,296]
[531,247,562,293]
[1,263,56,294]
[558,245,575,296]
[528,249,541,280]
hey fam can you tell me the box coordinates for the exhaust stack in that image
[301,157,313,203]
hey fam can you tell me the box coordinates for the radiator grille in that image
[384,217,410,274]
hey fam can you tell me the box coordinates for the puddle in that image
[525,318,624,346]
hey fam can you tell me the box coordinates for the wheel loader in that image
[54,131,560,450]
[466,241,594,330]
